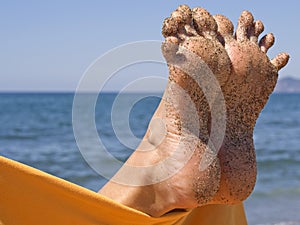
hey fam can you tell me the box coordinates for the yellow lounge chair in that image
[0,156,247,225]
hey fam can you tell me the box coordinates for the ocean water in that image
[0,93,299,225]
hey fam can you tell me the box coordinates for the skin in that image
[99,5,289,217]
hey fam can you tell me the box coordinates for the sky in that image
[0,0,299,92]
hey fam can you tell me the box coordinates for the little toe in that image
[213,14,234,44]
[259,33,275,53]
[236,11,254,42]
[162,5,193,38]
[162,17,178,38]
[250,20,264,43]
[271,53,290,71]
[192,7,218,39]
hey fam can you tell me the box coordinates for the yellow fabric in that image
[0,156,248,225]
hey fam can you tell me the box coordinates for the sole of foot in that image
[160,4,289,206]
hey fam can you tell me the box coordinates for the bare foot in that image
[100,5,229,216]
[211,11,289,203]
[99,5,289,216]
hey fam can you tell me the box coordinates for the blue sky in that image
[0,0,298,92]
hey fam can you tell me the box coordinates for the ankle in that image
[99,162,178,217]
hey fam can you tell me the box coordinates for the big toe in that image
[213,14,234,44]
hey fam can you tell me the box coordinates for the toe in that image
[162,5,193,38]
[171,4,192,26]
[162,17,178,38]
[250,20,264,43]
[214,14,234,36]
[259,33,275,53]
[192,7,218,38]
[174,5,198,36]
[171,5,192,24]
[236,11,254,42]
[271,53,290,71]
[213,14,234,44]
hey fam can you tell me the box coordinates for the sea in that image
[0,93,299,225]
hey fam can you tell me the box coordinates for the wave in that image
[0,134,38,140]
[257,222,300,225]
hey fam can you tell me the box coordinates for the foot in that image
[99,5,289,216]
[211,11,289,203]
[100,5,229,216]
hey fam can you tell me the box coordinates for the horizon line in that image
[0,91,298,94]
[0,91,165,94]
